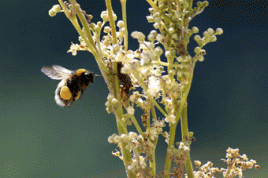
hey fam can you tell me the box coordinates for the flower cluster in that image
[192,147,260,178]
[48,0,259,177]
[108,132,150,176]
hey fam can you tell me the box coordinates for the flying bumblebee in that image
[41,65,95,107]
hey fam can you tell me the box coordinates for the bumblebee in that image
[41,65,95,107]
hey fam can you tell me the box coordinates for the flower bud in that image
[49,5,61,17]
[146,16,154,23]
[203,1,209,7]
[111,98,118,105]
[100,11,109,21]
[192,26,199,33]
[136,98,144,106]
[194,35,201,42]
[197,1,202,7]
[194,160,202,167]
[113,13,117,21]
[153,22,160,29]
[148,8,154,13]
[103,26,111,33]
[154,47,163,56]
[108,136,114,143]
[127,107,135,115]
[49,10,57,17]
[197,55,204,62]
[94,25,100,31]
[194,47,201,54]
[216,28,223,35]
[156,34,163,42]
[168,27,175,34]
[201,49,206,55]
[165,51,172,58]
[117,20,124,28]
[203,31,209,37]
[129,132,137,139]
[207,28,214,35]
[210,35,217,42]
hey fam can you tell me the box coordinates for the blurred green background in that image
[0,0,267,177]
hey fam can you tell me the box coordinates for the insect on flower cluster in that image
[45,0,259,177]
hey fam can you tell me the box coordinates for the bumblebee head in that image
[84,71,95,84]
[75,68,95,84]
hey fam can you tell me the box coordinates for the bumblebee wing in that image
[41,65,73,80]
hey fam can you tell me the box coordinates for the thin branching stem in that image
[105,0,117,45]
[130,115,143,135]
[120,0,128,50]
[181,106,194,178]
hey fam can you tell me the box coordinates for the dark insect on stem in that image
[117,62,133,100]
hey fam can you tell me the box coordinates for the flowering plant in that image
[48,0,259,177]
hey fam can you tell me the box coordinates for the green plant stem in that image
[164,122,177,178]
[105,0,117,45]
[75,12,109,72]
[181,107,188,141]
[116,115,136,178]
[76,10,99,55]
[151,105,157,121]
[111,61,136,178]
[181,106,193,178]
[149,148,156,176]
[130,115,143,135]
[120,0,128,50]
[167,57,175,82]
[164,63,195,177]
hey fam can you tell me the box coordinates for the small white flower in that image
[164,98,173,108]
[120,134,127,140]
[67,43,80,56]
[154,47,163,56]
[140,41,154,51]
[140,68,149,76]
[127,107,135,115]
[128,132,137,139]
[100,11,109,21]
[108,136,114,143]
[113,12,117,21]
[131,31,145,43]
[113,135,120,143]
[103,26,111,33]
[148,76,161,97]
[156,34,163,42]
[136,98,144,106]
[216,28,224,35]
[117,20,124,28]
[126,52,134,62]
[165,114,176,124]
[140,51,152,66]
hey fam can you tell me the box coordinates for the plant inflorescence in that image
[48,0,259,177]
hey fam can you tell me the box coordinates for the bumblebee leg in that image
[80,90,84,100]
[68,98,76,106]
[74,92,80,100]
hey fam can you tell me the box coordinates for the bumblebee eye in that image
[85,72,92,78]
